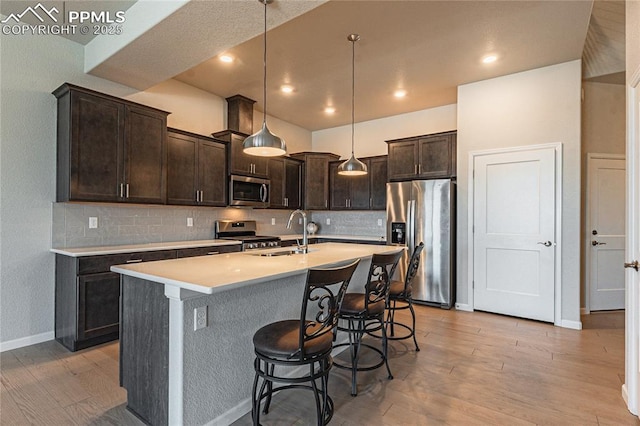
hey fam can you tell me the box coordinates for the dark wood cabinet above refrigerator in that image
[386,131,456,181]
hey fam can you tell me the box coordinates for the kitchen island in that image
[111,242,403,425]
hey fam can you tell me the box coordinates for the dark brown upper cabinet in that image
[329,155,387,210]
[268,157,302,209]
[368,156,388,210]
[212,130,268,178]
[167,129,228,207]
[386,131,456,181]
[290,152,340,210]
[54,83,169,204]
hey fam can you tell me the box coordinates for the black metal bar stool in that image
[386,242,425,351]
[251,259,360,426]
[333,250,403,396]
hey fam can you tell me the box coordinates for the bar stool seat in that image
[251,259,360,426]
[253,320,333,358]
[386,243,425,351]
[333,250,403,396]
[339,293,385,315]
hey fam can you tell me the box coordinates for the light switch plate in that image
[377,219,383,226]
[326,218,331,225]
[187,217,193,227]
[89,217,98,229]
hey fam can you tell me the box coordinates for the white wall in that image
[0,32,311,349]
[457,60,582,325]
[312,105,457,158]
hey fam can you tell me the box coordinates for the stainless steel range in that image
[215,220,281,251]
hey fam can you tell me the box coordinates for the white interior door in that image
[628,70,640,417]
[473,146,556,322]
[588,155,626,311]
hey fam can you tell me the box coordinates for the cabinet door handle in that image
[417,164,421,174]
[119,183,124,198]
[126,259,143,263]
[200,190,204,202]
[126,184,130,198]
[415,164,418,174]
[206,251,220,255]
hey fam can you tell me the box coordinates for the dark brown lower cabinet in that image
[77,272,120,342]
[55,244,241,352]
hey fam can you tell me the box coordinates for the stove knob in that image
[260,242,267,248]
[247,243,256,249]
[270,241,278,247]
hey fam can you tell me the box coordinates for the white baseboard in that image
[454,303,473,312]
[559,319,582,330]
[0,331,54,352]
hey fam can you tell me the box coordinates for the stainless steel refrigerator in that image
[386,179,455,308]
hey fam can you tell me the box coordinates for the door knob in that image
[625,260,639,271]
[592,241,607,246]
[537,241,553,247]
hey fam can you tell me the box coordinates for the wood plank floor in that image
[1,307,637,425]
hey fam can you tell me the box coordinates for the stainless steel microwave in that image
[229,175,269,207]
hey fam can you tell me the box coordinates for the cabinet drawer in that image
[176,245,241,258]
[79,250,177,274]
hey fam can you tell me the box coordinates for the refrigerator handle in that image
[407,200,415,249]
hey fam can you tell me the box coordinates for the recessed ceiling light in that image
[394,89,407,98]
[219,54,234,63]
[324,106,336,114]
[482,55,497,64]
[281,85,294,94]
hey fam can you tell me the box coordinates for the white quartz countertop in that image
[111,242,403,295]
[278,234,386,242]
[50,239,241,257]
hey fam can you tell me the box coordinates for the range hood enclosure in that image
[226,95,255,135]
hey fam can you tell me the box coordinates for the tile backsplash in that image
[52,203,387,248]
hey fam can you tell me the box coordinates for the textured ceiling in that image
[11,0,600,132]
[173,0,593,131]
[582,0,626,82]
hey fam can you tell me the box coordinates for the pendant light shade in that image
[338,33,367,176]
[243,0,287,157]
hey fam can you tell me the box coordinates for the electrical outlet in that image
[271,218,276,225]
[326,218,331,225]
[89,217,98,229]
[377,219,383,226]
[299,218,302,225]
[194,306,207,331]
[187,217,193,227]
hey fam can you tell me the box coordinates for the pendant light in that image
[243,0,287,157]
[338,34,367,176]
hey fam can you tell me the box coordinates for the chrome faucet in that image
[286,209,308,254]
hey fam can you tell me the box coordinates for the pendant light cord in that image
[351,37,355,156]
[262,0,267,125]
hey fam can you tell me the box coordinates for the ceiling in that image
[4,0,625,132]
[174,0,594,131]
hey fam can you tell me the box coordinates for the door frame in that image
[623,66,640,416]
[466,142,563,326]
[584,153,626,314]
